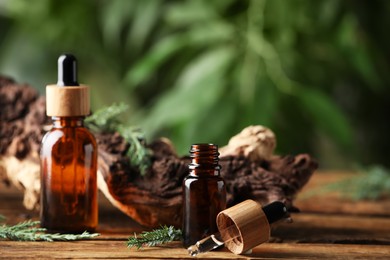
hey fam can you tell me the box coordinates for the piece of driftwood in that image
[0,76,318,227]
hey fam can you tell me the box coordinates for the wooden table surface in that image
[1,171,390,259]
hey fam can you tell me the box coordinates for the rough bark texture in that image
[0,76,49,160]
[0,76,318,227]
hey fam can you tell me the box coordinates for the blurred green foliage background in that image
[1,0,389,169]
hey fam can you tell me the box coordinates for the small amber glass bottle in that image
[40,54,98,232]
[182,143,227,247]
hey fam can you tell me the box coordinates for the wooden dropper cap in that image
[46,54,90,117]
[216,200,287,254]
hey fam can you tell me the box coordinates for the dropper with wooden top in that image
[40,54,98,233]
[187,200,290,256]
[46,54,90,116]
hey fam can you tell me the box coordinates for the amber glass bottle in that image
[40,54,98,232]
[182,144,226,248]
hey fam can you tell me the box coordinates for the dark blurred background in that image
[1,0,389,169]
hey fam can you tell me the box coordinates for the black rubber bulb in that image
[262,201,289,224]
[57,54,79,86]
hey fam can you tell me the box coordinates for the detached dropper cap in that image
[216,200,289,255]
[46,54,90,117]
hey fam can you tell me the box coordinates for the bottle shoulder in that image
[183,174,226,193]
[185,170,223,179]
[41,127,96,147]
[183,173,225,184]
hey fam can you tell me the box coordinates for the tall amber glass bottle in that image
[40,54,98,232]
[182,144,226,247]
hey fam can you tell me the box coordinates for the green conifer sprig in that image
[85,103,152,175]
[127,225,182,249]
[350,165,390,200]
[85,103,128,133]
[302,165,390,200]
[0,218,99,241]
[119,125,151,176]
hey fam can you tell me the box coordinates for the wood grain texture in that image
[295,171,390,216]
[46,84,90,116]
[1,172,390,259]
[217,200,270,254]
[1,241,389,259]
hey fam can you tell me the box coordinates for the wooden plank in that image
[2,173,390,259]
[273,213,390,244]
[0,241,389,259]
[251,243,390,259]
[295,171,390,216]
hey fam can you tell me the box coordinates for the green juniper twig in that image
[127,225,182,249]
[0,218,99,241]
[85,103,152,175]
[302,165,390,201]
[119,125,152,176]
[85,102,129,133]
[351,165,390,200]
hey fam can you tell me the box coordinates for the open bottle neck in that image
[189,143,221,176]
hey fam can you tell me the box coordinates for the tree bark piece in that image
[0,76,318,228]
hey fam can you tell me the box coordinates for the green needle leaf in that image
[85,103,152,176]
[0,219,99,241]
[127,225,182,249]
